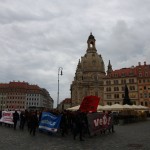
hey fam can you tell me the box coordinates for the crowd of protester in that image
[0,109,115,141]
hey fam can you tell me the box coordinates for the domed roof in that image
[76,33,105,74]
[81,53,105,73]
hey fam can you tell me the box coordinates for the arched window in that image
[90,43,93,48]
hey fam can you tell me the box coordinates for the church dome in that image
[81,53,105,73]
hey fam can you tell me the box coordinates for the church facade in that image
[70,33,105,106]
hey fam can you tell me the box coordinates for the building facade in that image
[104,61,150,108]
[104,64,138,105]
[58,98,72,110]
[70,33,105,106]
[137,62,150,107]
[70,34,150,109]
[0,81,53,111]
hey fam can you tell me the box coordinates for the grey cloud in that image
[0,0,150,107]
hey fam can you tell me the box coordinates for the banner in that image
[39,112,62,133]
[79,95,100,113]
[0,111,14,124]
[87,112,112,136]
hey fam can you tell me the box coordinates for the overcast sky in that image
[0,0,150,107]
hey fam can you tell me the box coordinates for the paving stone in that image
[0,119,150,150]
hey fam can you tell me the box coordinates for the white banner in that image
[0,111,15,124]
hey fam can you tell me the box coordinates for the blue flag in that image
[39,112,62,133]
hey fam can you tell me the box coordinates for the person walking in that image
[73,111,85,141]
[0,111,2,125]
[29,111,38,136]
[60,111,68,137]
[108,111,115,133]
[13,110,19,130]
[19,111,26,130]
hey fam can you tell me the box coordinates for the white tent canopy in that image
[123,104,133,110]
[67,104,149,111]
[110,104,124,110]
[66,105,80,111]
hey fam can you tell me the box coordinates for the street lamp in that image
[57,67,63,108]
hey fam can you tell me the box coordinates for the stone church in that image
[70,33,106,106]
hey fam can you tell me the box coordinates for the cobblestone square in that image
[0,120,150,150]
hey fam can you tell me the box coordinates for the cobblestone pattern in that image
[0,120,150,150]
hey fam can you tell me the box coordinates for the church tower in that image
[107,60,113,74]
[70,33,105,106]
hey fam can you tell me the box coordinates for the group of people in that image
[59,110,115,141]
[59,110,88,141]
[0,109,115,141]
[0,110,39,136]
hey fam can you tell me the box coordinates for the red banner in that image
[79,95,100,112]
[87,112,112,136]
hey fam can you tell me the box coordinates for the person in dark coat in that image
[38,111,42,125]
[19,111,26,130]
[60,111,68,137]
[29,112,38,136]
[0,111,2,125]
[73,111,85,141]
[108,111,115,133]
[13,110,19,130]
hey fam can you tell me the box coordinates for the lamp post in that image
[57,67,63,108]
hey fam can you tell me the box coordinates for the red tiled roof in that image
[0,83,8,88]
[105,67,137,78]
[106,63,150,78]
[0,81,40,90]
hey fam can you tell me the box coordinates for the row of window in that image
[27,98,39,101]
[0,97,40,100]
[0,93,40,96]
[6,105,25,109]
[26,102,39,106]
[140,93,150,98]
[106,78,150,85]
[108,71,149,78]
[106,79,135,85]
[106,93,137,99]
[138,72,149,77]
[7,97,25,99]
[27,94,40,96]
[139,79,150,83]
[141,101,149,106]
[106,86,135,92]
[106,93,150,99]
[6,101,25,104]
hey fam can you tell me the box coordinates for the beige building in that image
[104,61,150,107]
[137,62,150,108]
[70,33,105,106]
[0,81,53,111]
[104,63,138,105]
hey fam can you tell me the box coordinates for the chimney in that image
[144,61,146,65]
[138,62,141,66]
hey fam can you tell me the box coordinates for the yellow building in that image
[137,62,150,108]
[104,64,138,105]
